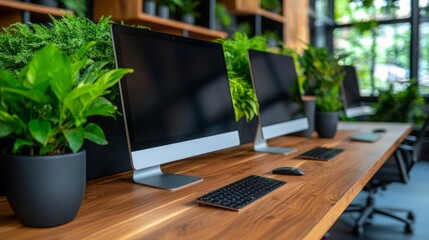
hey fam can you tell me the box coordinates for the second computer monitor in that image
[341,65,375,118]
[248,49,308,154]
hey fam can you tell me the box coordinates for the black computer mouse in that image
[373,128,387,133]
[272,167,304,176]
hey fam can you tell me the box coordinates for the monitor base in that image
[133,165,202,190]
[254,146,296,155]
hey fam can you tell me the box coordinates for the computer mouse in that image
[373,128,386,133]
[272,167,304,176]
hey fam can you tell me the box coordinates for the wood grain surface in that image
[0,122,411,240]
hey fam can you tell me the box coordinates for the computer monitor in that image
[341,65,375,118]
[248,49,309,154]
[111,24,240,190]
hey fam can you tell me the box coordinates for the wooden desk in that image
[0,122,411,239]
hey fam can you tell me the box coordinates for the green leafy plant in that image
[260,0,282,14]
[0,43,133,155]
[370,79,427,126]
[59,0,87,17]
[170,0,200,17]
[300,45,345,112]
[0,14,124,100]
[0,14,113,77]
[217,32,267,121]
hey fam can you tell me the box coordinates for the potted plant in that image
[0,43,133,227]
[300,45,345,138]
[0,14,138,181]
[217,32,267,143]
[144,0,156,15]
[171,0,200,25]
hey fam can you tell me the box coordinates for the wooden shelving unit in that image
[92,0,227,41]
[218,0,309,52]
[218,0,285,24]
[0,0,72,29]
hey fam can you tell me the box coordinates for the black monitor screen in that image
[248,50,305,127]
[112,25,237,151]
[342,65,362,107]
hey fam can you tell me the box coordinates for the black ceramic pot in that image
[144,1,156,15]
[315,111,339,138]
[1,150,86,227]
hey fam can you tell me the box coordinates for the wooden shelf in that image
[218,0,285,24]
[93,0,227,41]
[0,0,72,28]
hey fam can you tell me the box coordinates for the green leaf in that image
[29,119,50,146]
[25,44,71,94]
[84,97,118,118]
[40,143,58,155]
[0,111,25,135]
[1,87,49,103]
[84,123,108,145]
[63,84,104,120]
[73,41,96,61]
[81,61,109,84]
[0,69,19,88]
[96,68,134,89]
[0,123,13,137]
[13,138,34,154]
[63,127,85,153]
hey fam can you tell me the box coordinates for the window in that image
[313,0,429,97]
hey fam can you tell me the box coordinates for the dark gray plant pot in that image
[144,1,156,16]
[315,111,339,138]
[296,97,316,137]
[157,5,170,19]
[182,14,195,25]
[237,117,259,144]
[1,150,86,227]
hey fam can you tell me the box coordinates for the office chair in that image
[341,65,376,118]
[346,116,429,236]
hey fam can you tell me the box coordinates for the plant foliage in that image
[215,3,232,29]
[217,32,267,122]
[260,0,282,14]
[370,79,427,126]
[0,43,133,155]
[170,0,200,17]
[0,14,114,78]
[0,14,124,100]
[59,0,87,17]
[300,45,345,112]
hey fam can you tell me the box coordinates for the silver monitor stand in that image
[133,165,202,190]
[253,120,296,155]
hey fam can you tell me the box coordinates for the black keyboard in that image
[197,175,286,211]
[298,147,344,160]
